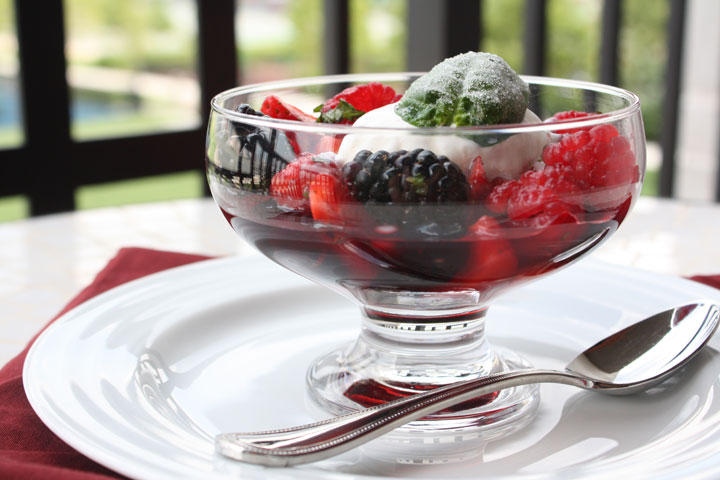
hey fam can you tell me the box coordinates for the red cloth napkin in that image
[0,247,718,479]
[0,247,211,480]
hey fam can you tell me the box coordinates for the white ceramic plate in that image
[23,255,720,480]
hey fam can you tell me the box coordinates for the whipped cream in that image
[336,103,549,181]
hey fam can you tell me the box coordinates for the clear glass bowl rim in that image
[210,72,642,136]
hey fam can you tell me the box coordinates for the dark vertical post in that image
[324,0,350,74]
[659,0,686,198]
[600,0,621,86]
[523,0,546,76]
[197,0,237,195]
[717,48,720,201]
[478,0,485,52]
[197,0,238,120]
[407,0,481,71]
[14,0,74,215]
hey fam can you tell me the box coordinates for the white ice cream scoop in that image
[336,103,549,180]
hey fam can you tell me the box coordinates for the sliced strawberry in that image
[270,155,339,211]
[315,135,344,154]
[460,216,518,281]
[261,95,316,122]
[309,172,350,224]
[316,82,398,124]
[468,156,492,201]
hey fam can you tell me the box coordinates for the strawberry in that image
[309,172,351,224]
[270,155,339,211]
[261,95,316,122]
[315,82,399,124]
[468,156,492,201]
[315,135,344,154]
[460,216,518,281]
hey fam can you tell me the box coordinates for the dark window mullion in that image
[197,0,238,120]
[0,148,25,197]
[600,0,621,86]
[324,0,350,74]
[523,0,546,76]
[717,50,720,201]
[659,0,686,198]
[72,131,202,185]
[14,0,74,215]
[197,0,236,195]
[407,0,481,71]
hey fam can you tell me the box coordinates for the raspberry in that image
[560,130,591,152]
[548,110,598,134]
[589,124,619,143]
[589,135,636,188]
[541,142,565,166]
[593,151,638,188]
[261,95,316,122]
[486,179,519,215]
[609,134,630,154]
[539,120,637,203]
[270,155,340,211]
[316,82,399,124]
[540,119,637,211]
[551,110,596,121]
[506,167,580,220]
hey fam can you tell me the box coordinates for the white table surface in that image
[1,196,719,366]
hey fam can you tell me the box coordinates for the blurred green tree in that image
[350,0,406,73]
[483,0,667,140]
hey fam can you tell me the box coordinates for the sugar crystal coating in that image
[395,52,529,127]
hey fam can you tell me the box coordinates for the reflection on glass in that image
[0,0,23,149]
[64,0,200,140]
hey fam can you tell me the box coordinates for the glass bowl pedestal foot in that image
[306,304,540,457]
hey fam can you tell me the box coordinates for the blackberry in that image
[237,103,263,116]
[342,148,471,236]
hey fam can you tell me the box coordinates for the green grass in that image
[0,195,29,222]
[75,170,204,210]
[71,110,199,140]
[641,168,659,197]
[0,127,23,148]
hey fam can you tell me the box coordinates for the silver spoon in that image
[217,302,719,467]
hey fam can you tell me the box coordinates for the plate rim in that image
[22,255,720,480]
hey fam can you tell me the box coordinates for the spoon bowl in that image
[216,302,720,466]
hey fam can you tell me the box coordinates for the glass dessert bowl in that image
[205,54,646,443]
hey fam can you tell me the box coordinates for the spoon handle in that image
[216,369,589,467]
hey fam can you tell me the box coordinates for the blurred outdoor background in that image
[0,0,717,222]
